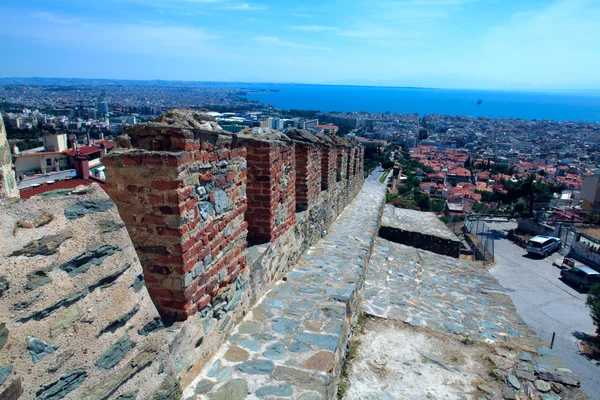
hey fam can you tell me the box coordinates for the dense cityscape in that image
[2,79,600,221]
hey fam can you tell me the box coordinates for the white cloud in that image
[0,12,219,58]
[32,11,80,24]
[253,36,332,52]
[293,25,339,32]
[221,3,267,11]
[476,0,600,87]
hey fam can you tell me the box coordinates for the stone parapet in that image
[104,115,248,321]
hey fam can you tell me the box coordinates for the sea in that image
[243,84,600,122]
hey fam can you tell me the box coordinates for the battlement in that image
[103,110,364,322]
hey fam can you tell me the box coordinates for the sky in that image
[0,0,599,90]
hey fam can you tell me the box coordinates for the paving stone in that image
[303,350,334,371]
[271,317,300,334]
[235,360,275,375]
[294,332,338,352]
[208,379,248,400]
[263,344,285,360]
[507,374,521,389]
[535,379,552,393]
[239,340,261,352]
[536,370,580,387]
[515,369,536,382]
[194,380,214,395]
[189,182,385,399]
[224,345,249,362]
[256,383,293,397]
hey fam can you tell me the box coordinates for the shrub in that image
[587,283,600,337]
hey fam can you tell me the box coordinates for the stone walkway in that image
[363,238,542,346]
[184,182,386,399]
[361,239,589,399]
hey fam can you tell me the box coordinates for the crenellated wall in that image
[100,110,365,389]
[103,124,248,322]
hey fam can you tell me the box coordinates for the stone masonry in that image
[286,129,322,212]
[320,137,338,191]
[379,205,461,258]
[238,129,296,243]
[0,115,19,199]
[103,113,248,321]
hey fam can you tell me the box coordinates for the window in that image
[46,159,52,167]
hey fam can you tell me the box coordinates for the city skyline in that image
[0,0,599,90]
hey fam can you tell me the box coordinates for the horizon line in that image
[1,76,599,95]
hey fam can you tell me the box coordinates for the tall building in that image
[98,102,109,115]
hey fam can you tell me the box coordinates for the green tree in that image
[587,283,600,337]
[430,199,445,213]
[514,201,527,213]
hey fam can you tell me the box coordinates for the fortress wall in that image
[0,186,176,400]
[100,110,365,389]
[240,137,296,243]
[103,127,248,322]
[294,143,322,211]
[0,110,365,398]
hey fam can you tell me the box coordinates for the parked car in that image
[560,265,600,290]
[526,235,561,257]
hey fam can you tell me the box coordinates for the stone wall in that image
[103,123,248,322]
[379,206,461,259]
[240,132,296,243]
[0,185,176,400]
[568,234,600,270]
[517,218,557,238]
[379,227,461,258]
[0,115,19,199]
[100,110,365,390]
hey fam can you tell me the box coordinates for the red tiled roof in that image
[19,178,105,200]
[64,146,104,157]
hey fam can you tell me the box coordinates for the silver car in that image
[526,235,561,258]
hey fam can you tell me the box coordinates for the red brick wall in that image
[321,147,337,190]
[104,128,247,321]
[295,144,321,211]
[243,139,296,243]
[336,147,348,182]
[347,147,356,178]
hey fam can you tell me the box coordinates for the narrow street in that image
[487,221,600,399]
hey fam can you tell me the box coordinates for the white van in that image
[526,235,561,257]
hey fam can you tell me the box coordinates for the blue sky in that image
[0,0,599,89]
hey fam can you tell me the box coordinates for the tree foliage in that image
[587,283,600,337]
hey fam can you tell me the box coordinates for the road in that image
[487,221,600,399]
[367,167,385,183]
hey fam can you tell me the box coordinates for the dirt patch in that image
[578,227,600,240]
[343,317,502,400]
[579,338,600,361]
